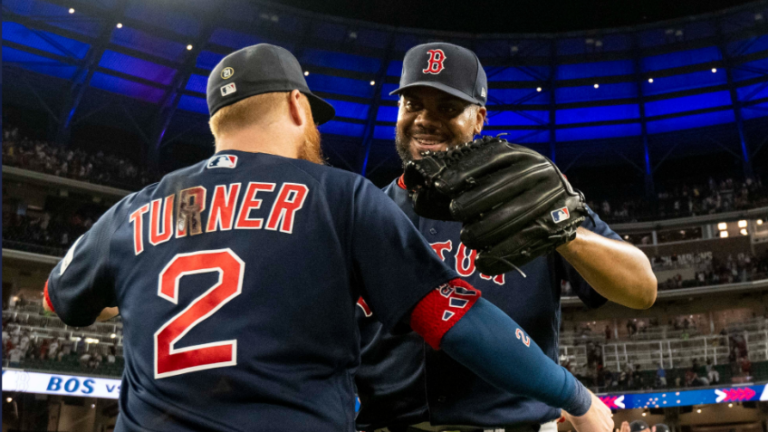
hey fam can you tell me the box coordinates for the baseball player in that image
[42,44,612,432]
[355,42,657,432]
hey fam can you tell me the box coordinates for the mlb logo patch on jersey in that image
[221,83,237,96]
[551,207,570,223]
[207,155,238,169]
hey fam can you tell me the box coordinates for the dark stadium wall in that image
[639,236,753,259]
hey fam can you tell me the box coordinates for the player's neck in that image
[214,122,301,159]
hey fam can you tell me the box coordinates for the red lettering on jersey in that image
[206,183,241,233]
[430,240,453,261]
[455,243,477,277]
[176,186,207,238]
[150,194,175,246]
[235,182,275,229]
[422,49,447,74]
[479,272,506,285]
[265,183,308,234]
[356,297,373,317]
[129,204,150,255]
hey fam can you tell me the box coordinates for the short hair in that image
[209,91,312,139]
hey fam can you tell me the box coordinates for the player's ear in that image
[474,105,487,135]
[287,90,306,127]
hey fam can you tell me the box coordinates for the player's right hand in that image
[563,391,614,432]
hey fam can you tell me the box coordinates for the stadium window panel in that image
[177,95,209,114]
[727,35,768,57]
[89,72,166,104]
[557,60,634,80]
[682,21,716,40]
[305,74,375,99]
[123,3,200,38]
[184,74,208,94]
[196,51,226,71]
[555,83,637,104]
[355,29,389,49]
[557,38,587,56]
[556,124,642,142]
[313,22,347,42]
[381,83,401,101]
[374,125,396,140]
[301,49,381,74]
[556,104,640,125]
[642,47,722,72]
[599,34,632,52]
[376,106,399,122]
[3,22,90,59]
[318,121,365,137]
[485,66,550,82]
[737,82,768,102]
[473,40,512,58]
[487,129,549,143]
[209,28,266,50]
[387,61,404,77]
[732,58,768,82]
[111,26,187,62]
[646,110,735,134]
[488,89,549,105]
[742,103,768,120]
[638,29,667,48]
[644,91,732,117]
[324,99,370,120]
[487,110,550,127]
[98,51,177,86]
[642,70,727,96]
[2,47,78,80]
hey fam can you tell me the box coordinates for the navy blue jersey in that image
[355,178,619,430]
[46,151,458,432]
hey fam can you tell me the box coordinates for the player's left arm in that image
[44,207,119,326]
[556,209,656,310]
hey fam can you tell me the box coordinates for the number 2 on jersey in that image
[154,249,244,379]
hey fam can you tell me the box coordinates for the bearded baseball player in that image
[43,43,613,432]
[355,42,657,432]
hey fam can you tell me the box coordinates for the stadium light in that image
[116,23,123,28]
[187,45,194,51]
[91,404,96,408]
[304,71,309,76]
[593,83,599,89]
[648,78,654,83]
[738,220,747,228]
[758,219,764,225]
[720,231,729,238]
[110,333,117,339]
[740,229,748,236]
[642,413,646,417]
[85,338,100,344]
[536,87,542,92]
[697,409,702,413]
[69,8,75,13]
[717,222,727,230]
[5,397,12,403]
[729,403,733,407]
[370,81,375,86]
[711,68,717,73]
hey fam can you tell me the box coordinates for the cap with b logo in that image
[390,42,487,106]
[207,43,335,125]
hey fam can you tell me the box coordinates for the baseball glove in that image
[403,136,591,276]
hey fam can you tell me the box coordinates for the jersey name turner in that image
[128,181,308,255]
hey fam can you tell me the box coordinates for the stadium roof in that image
[3,0,768,187]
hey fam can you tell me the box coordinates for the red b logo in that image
[423,49,447,74]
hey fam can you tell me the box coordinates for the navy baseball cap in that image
[653,424,670,432]
[390,42,487,106]
[630,420,650,432]
[207,44,335,125]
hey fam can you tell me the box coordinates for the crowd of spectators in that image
[591,176,768,224]
[657,252,768,291]
[2,205,106,256]
[2,127,159,190]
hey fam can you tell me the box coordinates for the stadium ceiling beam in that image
[359,33,397,176]
[717,20,755,180]
[147,6,223,168]
[54,0,130,147]
[548,39,557,163]
[632,30,655,198]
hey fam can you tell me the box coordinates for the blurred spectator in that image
[656,363,667,388]
[706,358,720,384]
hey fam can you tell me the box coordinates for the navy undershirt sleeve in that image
[440,297,592,416]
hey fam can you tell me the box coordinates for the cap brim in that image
[304,92,336,125]
[389,81,484,106]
